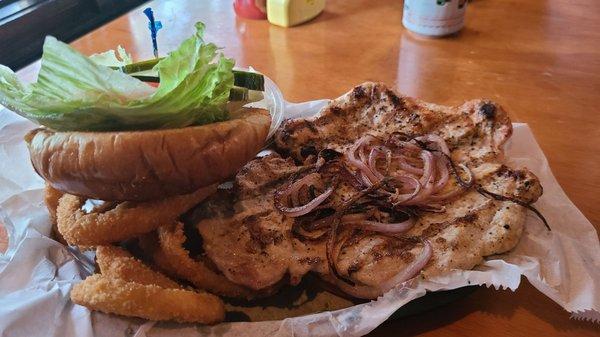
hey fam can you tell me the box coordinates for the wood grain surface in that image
[10,0,600,335]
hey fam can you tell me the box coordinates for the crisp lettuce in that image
[88,46,133,67]
[0,22,235,131]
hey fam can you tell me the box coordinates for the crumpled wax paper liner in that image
[0,99,598,337]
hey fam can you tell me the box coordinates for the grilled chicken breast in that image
[195,82,543,298]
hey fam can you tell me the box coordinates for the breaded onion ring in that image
[156,222,255,299]
[44,184,67,245]
[96,245,180,289]
[57,184,217,246]
[70,274,224,324]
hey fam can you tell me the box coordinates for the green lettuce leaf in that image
[88,46,133,67]
[0,22,235,131]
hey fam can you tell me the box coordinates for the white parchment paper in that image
[0,100,598,337]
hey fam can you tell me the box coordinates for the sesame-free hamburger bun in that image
[26,107,271,201]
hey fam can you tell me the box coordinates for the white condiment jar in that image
[402,0,468,37]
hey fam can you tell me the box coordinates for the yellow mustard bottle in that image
[267,0,326,27]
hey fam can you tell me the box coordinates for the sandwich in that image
[0,24,547,324]
[0,22,271,324]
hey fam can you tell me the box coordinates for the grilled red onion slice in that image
[395,154,424,175]
[418,151,435,186]
[330,239,433,299]
[404,175,436,205]
[341,214,415,234]
[276,186,334,217]
[283,173,321,197]
[401,152,435,205]
[429,163,473,201]
[342,133,470,206]
[368,146,392,180]
[275,173,333,217]
[387,175,421,205]
[432,154,450,193]
[393,174,421,192]
[346,135,380,185]
[387,138,422,153]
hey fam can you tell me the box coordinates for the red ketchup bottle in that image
[234,0,267,20]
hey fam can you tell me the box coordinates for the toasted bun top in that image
[27,108,271,201]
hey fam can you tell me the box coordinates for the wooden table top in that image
[10,0,600,336]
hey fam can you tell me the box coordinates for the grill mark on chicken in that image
[420,205,487,238]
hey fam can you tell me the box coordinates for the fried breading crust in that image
[57,184,217,246]
[96,245,181,289]
[155,222,255,299]
[44,184,67,245]
[70,274,225,324]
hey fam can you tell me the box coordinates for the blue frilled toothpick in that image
[143,7,163,58]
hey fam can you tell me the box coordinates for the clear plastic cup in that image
[244,71,285,139]
[262,74,285,139]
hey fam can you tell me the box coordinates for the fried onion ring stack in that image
[47,183,240,324]
[71,246,225,324]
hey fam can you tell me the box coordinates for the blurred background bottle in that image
[402,0,468,37]
[267,0,326,27]
[234,0,268,20]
